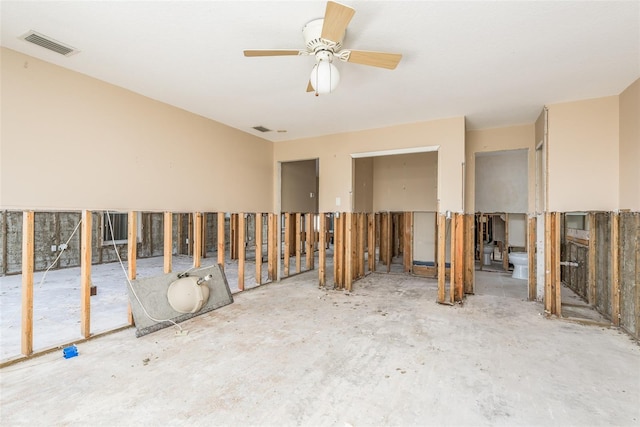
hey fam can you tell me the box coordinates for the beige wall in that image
[465,124,535,213]
[274,117,465,213]
[353,157,373,212]
[372,152,437,212]
[619,78,640,210]
[547,96,619,212]
[0,48,273,212]
[281,159,318,213]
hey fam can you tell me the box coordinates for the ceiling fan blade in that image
[321,1,355,43]
[306,81,315,92]
[345,50,402,70]
[244,50,304,57]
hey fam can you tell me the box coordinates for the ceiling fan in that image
[243,1,402,96]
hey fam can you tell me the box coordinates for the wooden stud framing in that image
[21,211,35,356]
[127,211,137,326]
[255,213,263,285]
[357,213,366,278]
[267,213,277,281]
[319,213,326,287]
[611,212,620,326]
[217,212,225,269]
[284,213,291,277]
[437,213,446,304]
[164,212,172,274]
[367,213,375,272]
[306,213,314,270]
[544,212,552,314]
[464,214,475,295]
[403,212,413,273]
[386,213,392,273]
[588,213,596,306]
[345,213,353,291]
[238,213,245,291]
[193,212,202,268]
[449,216,456,304]
[295,213,302,274]
[528,216,536,301]
[553,212,561,316]
[479,214,484,271]
[230,214,238,260]
[334,214,343,288]
[80,210,92,339]
[454,213,464,301]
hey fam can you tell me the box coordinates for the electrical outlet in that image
[51,245,57,252]
[59,243,68,251]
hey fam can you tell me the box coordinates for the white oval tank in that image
[167,276,210,314]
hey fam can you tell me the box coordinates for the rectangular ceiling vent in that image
[252,126,272,133]
[19,31,79,56]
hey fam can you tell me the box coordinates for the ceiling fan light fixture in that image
[310,60,340,95]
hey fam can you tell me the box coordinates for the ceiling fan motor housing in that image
[303,18,344,54]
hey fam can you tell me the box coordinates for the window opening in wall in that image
[102,212,142,245]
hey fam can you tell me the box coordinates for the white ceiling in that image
[1,1,638,142]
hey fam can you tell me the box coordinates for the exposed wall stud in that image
[284,213,291,277]
[267,213,277,281]
[127,211,137,326]
[193,212,202,268]
[528,216,536,301]
[80,210,92,338]
[437,213,446,304]
[295,213,302,274]
[164,212,172,274]
[238,213,245,291]
[588,212,596,306]
[464,214,475,294]
[368,213,376,272]
[611,212,620,326]
[217,212,225,270]
[21,211,35,356]
[255,213,263,285]
[319,213,326,287]
[345,213,353,291]
[455,213,464,301]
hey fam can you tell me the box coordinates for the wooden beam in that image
[386,213,392,273]
[284,213,291,277]
[357,213,366,278]
[193,212,202,268]
[306,213,314,270]
[367,213,375,272]
[21,211,35,356]
[127,211,137,326]
[163,212,172,274]
[255,213,263,285]
[267,213,277,281]
[238,213,245,291]
[80,210,92,339]
[528,216,536,301]
[611,212,620,326]
[449,216,456,304]
[403,212,413,273]
[464,214,475,295]
[295,213,302,274]
[455,213,464,301]
[553,212,562,316]
[479,214,484,271]
[437,213,446,304]
[334,214,343,288]
[217,212,225,270]
[345,213,353,291]
[319,213,326,287]
[544,212,552,314]
[230,214,238,260]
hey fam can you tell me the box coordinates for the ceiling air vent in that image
[19,31,79,56]
[252,126,272,133]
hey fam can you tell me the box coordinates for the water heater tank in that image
[167,276,210,314]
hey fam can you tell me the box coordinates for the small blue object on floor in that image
[63,345,78,359]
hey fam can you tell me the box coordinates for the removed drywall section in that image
[619,78,640,211]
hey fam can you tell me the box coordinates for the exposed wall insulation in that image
[594,212,612,318]
[619,212,639,338]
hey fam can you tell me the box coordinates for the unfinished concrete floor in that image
[1,270,639,426]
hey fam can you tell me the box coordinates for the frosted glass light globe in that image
[310,61,340,94]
